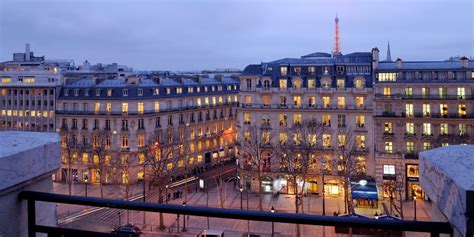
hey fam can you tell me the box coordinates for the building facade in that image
[237,50,376,198]
[55,74,239,184]
[373,53,474,200]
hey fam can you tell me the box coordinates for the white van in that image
[196,229,225,237]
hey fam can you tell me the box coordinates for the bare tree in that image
[87,129,112,198]
[110,149,136,224]
[144,130,179,230]
[60,129,78,195]
[386,177,405,219]
[239,125,275,211]
[332,128,364,214]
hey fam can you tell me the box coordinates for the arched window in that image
[263,80,271,88]
[354,77,365,89]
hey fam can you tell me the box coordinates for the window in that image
[458,104,467,117]
[293,114,302,125]
[293,79,302,89]
[384,141,393,153]
[1,77,12,83]
[355,78,364,89]
[457,87,466,99]
[405,104,413,117]
[122,89,128,96]
[23,77,35,83]
[243,112,251,124]
[322,96,330,108]
[263,80,271,88]
[337,115,346,128]
[384,122,393,134]
[279,79,287,89]
[383,165,395,175]
[244,95,251,106]
[407,164,419,178]
[356,96,364,108]
[322,114,331,127]
[440,104,448,117]
[280,66,288,76]
[356,115,365,128]
[166,88,171,94]
[279,114,287,126]
[422,123,432,135]
[322,134,331,148]
[405,87,413,96]
[421,87,430,97]
[422,104,431,117]
[308,66,316,74]
[246,79,252,89]
[121,135,129,148]
[440,123,449,135]
[154,101,160,112]
[439,87,447,98]
[378,73,397,82]
[122,103,128,114]
[337,96,345,109]
[459,124,467,135]
[337,79,345,89]
[122,120,128,130]
[356,135,366,149]
[95,89,101,96]
[406,141,414,153]
[406,123,414,135]
[263,95,270,106]
[423,142,431,150]
[176,87,182,94]
[308,96,316,107]
[107,89,113,97]
[106,103,112,112]
[293,96,301,107]
[307,79,315,89]
[383,87,391,95]
[280,96,287,106]
[138,102,144,114]
[337,134,346,147]
[279,132,288,145]
[94,103,100,113]
[138,134,145,147]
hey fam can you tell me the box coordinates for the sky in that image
[0,0,473,71]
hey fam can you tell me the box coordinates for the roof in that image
[242,64,262,75]
[377,60,473,70]
[301,52,332,58]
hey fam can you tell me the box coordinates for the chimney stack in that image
[396,58,403,69]
[371,47,379,70]
[460,56,469,68]
[25,43,31,61]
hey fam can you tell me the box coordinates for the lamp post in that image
[320,160,327,216]
[182,201,187,232]
[270,206,275,237]
[247,186,250,237]
[413,196,417,221]
[165,185,169,204]
[84,175,88,197]
[239,187,243,210]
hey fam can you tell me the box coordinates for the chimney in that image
[371,47,379,70]
[396,58,402,69]
[460,56,469,68]
[25,43,31,61]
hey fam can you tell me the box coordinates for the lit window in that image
[263,95,271,106]
[308,96,316,107]
[457,87,466,99]
[383,87,391,95]
[422,104,431,117]
[122,103,128,114]
[337,134,346,147]
[356,115,365,128]
[176,87,182,94]
[122,89,128,96]
[337,79,345,89]
[94,103,100,113]
[356,135,365,149]
[356,97,364,108]
[384,141,393,153]
[440,104,448,117]
[280,66,288,76]
[405,104,413,117]
[322,114,331,127]
[406,141,414,153]
[323,97,330,108]
[439,87,447,98]
[154,101,160,112]
[279,79,287,89]
[378,73,397,82]
[337,96,345,109]
[279,132,288,145]
[106,103,112,112]
[322,134,331,148]
[293,79,302,89]
[1,77,12,83]
[422,123,432,135]
[308,79,315,89]
[406,123,414,135]
[405,87,413,96]
[138,102,144,114]
[459,124,467,135]
[458,104,467,117]
[245,95,252,106]
[355,78,364,89]
[23,77,35,83]
[440,123,449,135]
[279,114,287,126]
[383,165,395,175]
[243,112,251,125]
[421,87,430,97]
[384,122,393,134]
[293,114,302,125]
[423,142,431,150]
[293,96,301,107]
[121,135,129,148]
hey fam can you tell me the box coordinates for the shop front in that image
[324,180,341,196]
[273,177,288,194]
[261,176,273,193]
[406,164,425,200]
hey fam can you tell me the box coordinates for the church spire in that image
[386,41,392,61]
[332,14,341,56]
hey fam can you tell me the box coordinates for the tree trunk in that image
[68,163,72,195]
[257,170,263,211]
[158,188,165,230]
[126,184,130,223]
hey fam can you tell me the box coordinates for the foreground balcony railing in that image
[19,191,453,237]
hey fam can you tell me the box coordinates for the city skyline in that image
[1,0,473,71]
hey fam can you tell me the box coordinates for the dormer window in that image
[293,67,301,75]
[292,78,302,89]
[176,87,182,94]
[211,86,215,91]
[336,66,345,75]
[280,66,288,76]
[137,88,143,96]
[74,89,79,96]
[354,77,365,89]
[197,87,201,93]
[324,67,329,75]
[263,80,271,88]
[84,90,89,96]
[153,88,159,95]
[204,86,208,92]
[122,89,128,96]
[321,77,331,89]
[95,89,101,96]
[64,89,69,96]
[166,88,171,94]
[308,66,316,74]
[188,87,194,93]
[337,79,345,89]
[217,86,222,91]
[107,89,113,97]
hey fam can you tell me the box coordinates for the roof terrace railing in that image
[19,191,453,237]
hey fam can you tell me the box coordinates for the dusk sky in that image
[0,0,472,71]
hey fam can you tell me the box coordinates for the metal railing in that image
[19,191,453,237]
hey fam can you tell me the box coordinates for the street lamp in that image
[413,196,417,221]
[165,185,169,204]
[182,201,187,232]
[320,160,327,216]
[239,187,243,210]
[84,175,88,197]
[270,206,275,237]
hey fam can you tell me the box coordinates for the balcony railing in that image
[19,191,452,237]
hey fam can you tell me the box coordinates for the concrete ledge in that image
[0,131,61,191]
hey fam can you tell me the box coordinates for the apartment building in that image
[373,54,474,200]
[238,50,375,198]
[0,44,71,132]
[55,74,239,184]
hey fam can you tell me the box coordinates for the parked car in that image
[112,224,141,237]
[196,229,225,237]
